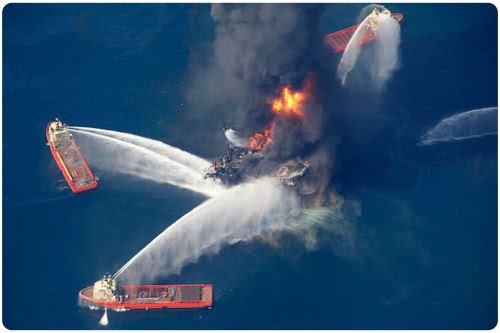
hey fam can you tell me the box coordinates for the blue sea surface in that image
[3,3,497,329]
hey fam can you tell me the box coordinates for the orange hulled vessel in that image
[46,118,97,193]
[325,8,404,53]
[79,274,213,311]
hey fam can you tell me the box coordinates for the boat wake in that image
[113,177,301,284]
[419,107,498,145]
[69,127,225,197]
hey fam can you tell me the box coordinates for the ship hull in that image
[325,12,404,53]
[79,284,213,310]
[46,121,97,193]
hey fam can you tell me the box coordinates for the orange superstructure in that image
[325,11,403,53]
[79,275,212,311]
[46,118,97,193]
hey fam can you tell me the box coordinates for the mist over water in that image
[371,14,400,84]
[420,107,498,145]
[337,6,401,87]
[114,177,301,283]
[70,127,225,197]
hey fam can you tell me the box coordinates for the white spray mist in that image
[70,128,225,197]
[114,177,300,283]
[337,6,401,87]
[224,128,247,148]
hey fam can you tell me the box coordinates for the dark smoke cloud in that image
[178,4,332,161]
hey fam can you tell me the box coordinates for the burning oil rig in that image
[203,139,310,188]
[203,80,313,189]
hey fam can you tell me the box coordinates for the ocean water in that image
[2,3,497,329]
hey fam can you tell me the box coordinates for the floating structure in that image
[79,274,213,311]
[203,147,262,184]
[46,118,97,193]
[275,160,310,186]
[203,145,310,188]
[325,9,403,53]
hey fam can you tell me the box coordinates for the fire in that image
[248,76,313,152]
[271,86,306,117]
[248,125,273,152]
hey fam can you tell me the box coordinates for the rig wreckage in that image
[203,139,310,188]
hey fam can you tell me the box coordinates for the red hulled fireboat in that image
[79,274,213,311]
[325,8,404,53]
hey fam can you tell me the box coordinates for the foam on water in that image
[99,308,108,326]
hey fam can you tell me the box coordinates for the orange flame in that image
[271,86,306,117]
[248,125,273,152]
[248,76,313,152]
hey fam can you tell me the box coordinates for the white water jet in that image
[70,126,209,171]
[337,7,400,86]
[113,177,300,283]
[99,308,108,326]
[420,107,498,145]
[224,128,247,148]
[70,128,225,197]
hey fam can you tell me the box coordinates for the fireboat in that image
[46,118,97,193]
[324,8,404,53]
[79,274,213,311]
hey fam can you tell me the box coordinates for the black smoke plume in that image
[175,4,341,195]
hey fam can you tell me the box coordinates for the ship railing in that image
[136,296,161,303]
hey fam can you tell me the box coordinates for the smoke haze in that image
[111,4,398,281]
[182,4,329,161]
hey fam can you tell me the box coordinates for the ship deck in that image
[55,142,95,189]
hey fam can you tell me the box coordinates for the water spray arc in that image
[71,127,210,171]
[337,7,401,86]
[113,177,300,283]
[70,127,225,197]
